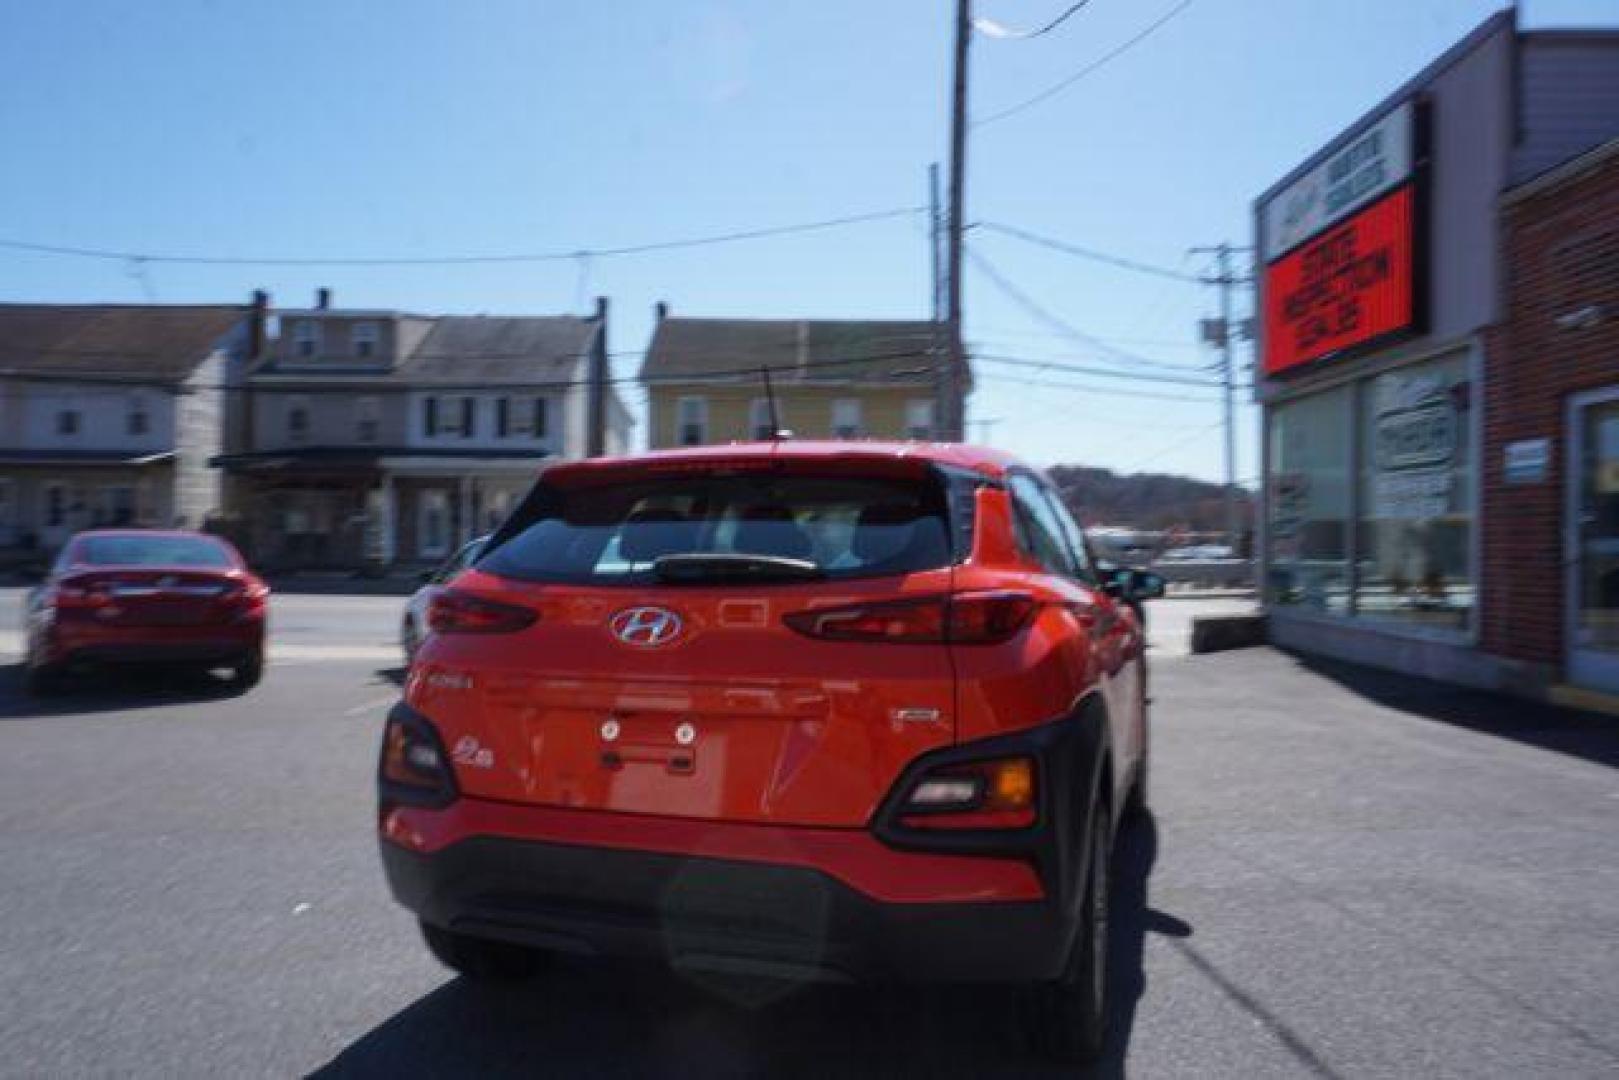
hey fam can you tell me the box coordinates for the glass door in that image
[1568,393,1619,691]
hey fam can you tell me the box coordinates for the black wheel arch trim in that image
[871,691,1114,920]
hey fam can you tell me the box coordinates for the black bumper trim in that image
[382,835,1072,983]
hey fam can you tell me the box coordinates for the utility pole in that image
[943,0,971,441]
[1191,243,1254,548]
[930,163,947,435]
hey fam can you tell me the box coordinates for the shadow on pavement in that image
[0,662,246,720]
[315,814,1173,1078]
[1288,652,1619,771]
[373,667,406,688]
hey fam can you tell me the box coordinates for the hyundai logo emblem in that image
[610,606,683,647]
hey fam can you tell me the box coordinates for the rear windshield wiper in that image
[652,553,825,583]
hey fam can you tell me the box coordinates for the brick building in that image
[1482,139,1619,693]
[1255,10,1619,697]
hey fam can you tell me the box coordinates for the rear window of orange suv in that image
[479,472,957,585]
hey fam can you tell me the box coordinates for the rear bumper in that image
[46,621,263,666]
[378,699,1112,984]
[381,827,1070,983]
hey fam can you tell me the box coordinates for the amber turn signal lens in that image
[987,758,1035,811]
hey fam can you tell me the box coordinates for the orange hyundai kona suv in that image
[377,441,1158,1061]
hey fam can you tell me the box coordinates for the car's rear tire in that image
[420,921,548,982]
[401,617,420,665]
[23,662,64,698]
[1026,800,1111,1064]
[1124,735,1150,821]
[231,651,264,691]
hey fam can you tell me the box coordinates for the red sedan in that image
[24,529,269,695]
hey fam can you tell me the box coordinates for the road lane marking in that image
[343,695,398,717]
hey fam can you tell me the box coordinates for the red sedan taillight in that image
[784,591,1035,645]
[428,589,538,635]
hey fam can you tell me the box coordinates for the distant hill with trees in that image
[1046,465,1256,533]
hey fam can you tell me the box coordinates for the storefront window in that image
[1356,353,1473,629]
[1267,386,1352,614]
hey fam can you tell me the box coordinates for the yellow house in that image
[641,307,957,447]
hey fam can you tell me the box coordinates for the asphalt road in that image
[1,592,1616,1077]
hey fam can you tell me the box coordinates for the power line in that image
[975,353,1219,388]
[975,369,1221,405]
[0,346,942,395]
[976,221,1202,283]
[974,0,1196,127]
[973,1,1094,39]
[0,207,923,268]
[971,326,1201,349]
[965,244,1204,374]
[1124,420,1226,472]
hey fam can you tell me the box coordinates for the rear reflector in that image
[784,591,1034,645]
[428,590,538,635]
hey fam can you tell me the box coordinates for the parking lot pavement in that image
[1,594,1617,1077]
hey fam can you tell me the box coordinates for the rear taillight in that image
[220,580,270,620]
[379,710,456,809]
[783,591,1034,645]
[899,756,1038,830]
[428,589,538,635]
[50,582,110,612]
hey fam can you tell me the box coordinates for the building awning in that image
[0,450,175,468]
[212,446,550,475]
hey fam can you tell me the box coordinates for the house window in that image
[485,490,513,532]
[127,395,149,437]
[905,399,935,440]
[831,398,863,439]
[749,398,780,441]
[293,320,321,359]
[44,484,66,528]
[459,397,476,437]
[423,396,439,437]
[677,396,708,446]
[352,321,380,359]
[532,397,550,440]
[355,397,380,443]
[94,486,135,527]
[419,490,450,558]
[56,410,80,436]
[496,397,510,438]
[287,396,310,443]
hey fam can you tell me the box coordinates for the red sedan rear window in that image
[75,535,236,569]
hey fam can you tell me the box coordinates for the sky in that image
[1,0,1613,484]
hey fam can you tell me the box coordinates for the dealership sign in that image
[1262,183,1417,376]
[1262,102,1413,263]
[1259,99,1423,377]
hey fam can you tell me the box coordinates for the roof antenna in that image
[760,365,785,441]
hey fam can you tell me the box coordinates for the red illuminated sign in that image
[1262,183,1416,376]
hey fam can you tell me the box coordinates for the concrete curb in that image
[1190,614,1268,654]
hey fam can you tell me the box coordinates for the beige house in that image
[0,303,251,561]
[640,307,951,447]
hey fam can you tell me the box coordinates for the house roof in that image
[254,313,601,386]
[0,304,246,382]
[640,317,941,385]
[399,316,598,385]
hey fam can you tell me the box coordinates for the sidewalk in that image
[265,571,422,596]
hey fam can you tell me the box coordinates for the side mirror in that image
[1131,570,1166,600]
[1102,567,1165,602]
